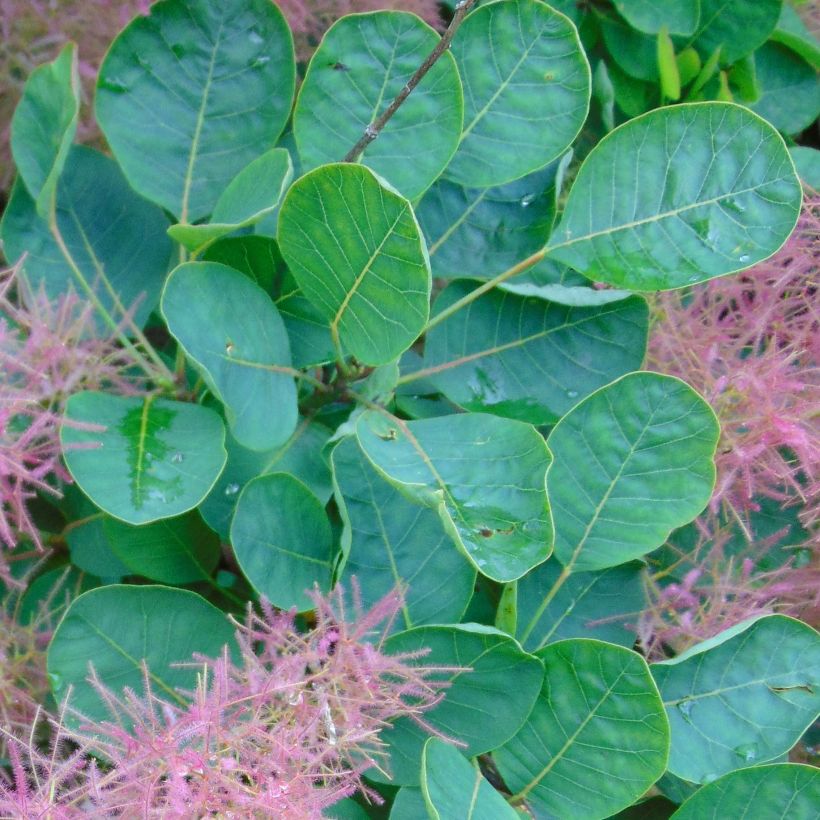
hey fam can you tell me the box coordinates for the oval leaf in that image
[278,163,431,365]
[495,639,670,819]
[548,103,802,291]
[613,0,699,36]
[651,615,820,784]
[547,372,719,572]
[47,585,236,723]
[61,391,227,525]
[96,0,295,221]
[294,11,463,200]
[230,473,334,611]
[356,411,553,583]
[161,261,298,451]
[445,0,591,187]
[691,0,781,65]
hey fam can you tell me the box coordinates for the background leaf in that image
[613,0,699,36]
[689,0,781,65]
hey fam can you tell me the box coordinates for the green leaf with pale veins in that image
[671,764,820,820]
[356,411,553,583]
[445,0,590,188]
[421,283,648,424]
[47,585,236,725]
[546,372,719,573]
[613,0,699,36]
[651,615,820,784]
[96,0,295,221]
[278,163,431,366]
[689,0,781,65]
[495,639,669,820]
[547,103,802,291]
[161,262,297,452]
[10,42,79,216]
[62,392,227,525]
[331,437,475,630]
[168,148,293,252]
[231,473,334,611]
[422,738,519,820]
[294,11,463,200]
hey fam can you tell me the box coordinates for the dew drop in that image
[248,30,264,45]
[224,483,240,497]
[566,389,578,399]
[250,55,270,68]
[475,558,487,568]
[677,699,694,718]
[733,743,758,762]
[520,193,536,208]
[738,254,750,263]
[171,451,184,464]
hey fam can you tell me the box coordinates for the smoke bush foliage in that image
[0,0,818,816]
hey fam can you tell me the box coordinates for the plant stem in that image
[342,0,477,163]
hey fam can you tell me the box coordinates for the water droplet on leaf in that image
[733,743,758,762]
[520,193,536,208]
[677,699,694,718]
[224,483,240,497]
[248,30,264,45]
[171,451,184,464]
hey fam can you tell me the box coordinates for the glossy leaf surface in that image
[690,0,781,65]
[613,0,699,36]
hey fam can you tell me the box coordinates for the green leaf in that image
[378,624,544,785]
[104,512,220,584]
[356,411,553,583]
[600,12,659,81]
[516,558,644,651]
[390,788,429,819]
[790,146,820,190]
[62,392,227,525]
[202,235,279,293]
[651,615,820,784]
[168,148,292,252]
[548,103,802,291]
[690,0,781,65]
[95,0,295,221]
[671,764,820,819]
[199,418,333,539]
[751,43,820,136]
[230,473,334,611]
[421,283,648,424]
[10,42,79,216]
[294,11,463,200]
[422,738,518,819]
[47,585,235,724]
[445,0,590,187]
[278,163,431,366]
[547,372,719,572]
[161,261,298,451]
[495,639,669,819]
[331,437,475,629]
[771,4,820,70]
[1,146,173,332]
[613,0,699,36]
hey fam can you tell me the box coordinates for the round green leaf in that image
[422,738,518,820]
[599,11,659,82]
[445,0,590,187]
[651,615,820,784]
[547,372,719,572]
[495,639,670,820]
[1,146,173,333]
[422,283,648,424]
[161,261,298,452]
[230,473,334,611]
[690,0,781,65]
[278,163,431,366]
[613,0,699,36]
[378,624,545,785]
[96,0,295,222]
[104,512,220,584]
[294,11,463,200]
[790,146,820,190]
[61,391,227,525]
[331,437,475,629]
[671,764,820,819]
[548,103,802,291]
[47,585,236,723]
[356,411,553,583]
[772,4,820,70]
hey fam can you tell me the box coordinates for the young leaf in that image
[671,764,820,819]
[356,411,553,583]
[547,372,719,572]
[495,639,669,819]
[548,103,802,291]
[1,146,172,333]
[422,738,518,819]
[657,26,681,100]
[651,615,820,784]
[278,163,431,366]
[421,284,648,424]
[61,392,227,525]
[230,473,334,611]
[331,437,475,630]
[47,585,236,725]
[161,261,298,452]
[10,42,79,216]
[95,0,295,221]
[445,0,591,188]
[690,0,781,65]
[294,12,463,200]
[613,0,699,36]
